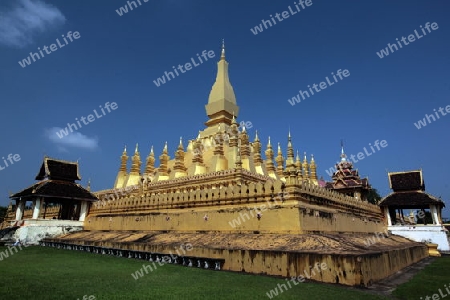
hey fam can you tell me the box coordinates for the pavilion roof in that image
[379,191,444,208]
[388,170,424,192]
[35,157,81,181]
[10,180,97,202]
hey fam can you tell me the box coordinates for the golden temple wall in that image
[86,181,384,234]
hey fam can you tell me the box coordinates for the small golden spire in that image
[276,143,285,177]
[296,150,303,179]
[231,112,238,125]
[253,130,262,165]
[145,146,155,175]
[303,151,309,180]
[119,145,129,172]
[158,142,169,176]
[265,137,275,174]
[286,131,295,173]
[130,144,141,173]
[310,154,317,183]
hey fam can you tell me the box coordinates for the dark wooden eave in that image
[10,180,98,202]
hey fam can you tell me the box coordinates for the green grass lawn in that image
[393,256,450,300]
[0,246,446,300]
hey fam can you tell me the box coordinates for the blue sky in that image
[0,0,449,217]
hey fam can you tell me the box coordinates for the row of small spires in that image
[117,126,317,180]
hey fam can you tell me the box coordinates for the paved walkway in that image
[349,257,436,299]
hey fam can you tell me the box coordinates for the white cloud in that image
[0,0,65,48]
[46,127,99,151]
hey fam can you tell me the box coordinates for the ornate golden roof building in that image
[113,43,318,190]
[6,43,431,287]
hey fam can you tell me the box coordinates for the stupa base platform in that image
[42,230,428,286]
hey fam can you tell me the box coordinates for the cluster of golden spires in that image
[114,42,318,188]
[114,130,318,188]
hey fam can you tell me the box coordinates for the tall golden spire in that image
[253,131,263,164]
[285,131,295,170]
[229,113,239,147]
[158,142,169,176]
[119,145,128,172]
[114,145,129,188]
[296,150,303,180]
[276,143,285,178]
[205,41,239,128]
[144,146,155,175]
[173,137,187,178]
[265,137,275,174]
[310,154,318,185]
[303,152,309,181]
[239,128,250,158]
[130,143,141,173]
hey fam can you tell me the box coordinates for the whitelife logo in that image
[413,105,450,129]
[116,0,149,16]
[153,50,215,87]
[0,154,20,172]
[250,0,313,35]
[18,31,81,68]
[376,22,439,59]
[55,102,118,139]
[288,69,350,106]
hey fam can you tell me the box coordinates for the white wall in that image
[388,225,450,251]
[12,220,84,245]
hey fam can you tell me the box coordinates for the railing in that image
[90,180,382,217]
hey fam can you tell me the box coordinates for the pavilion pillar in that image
[32,197,42,219]
[384,207,392,226]
[79,201,88,221]
[430,205,440,225]
[15,199,25,221]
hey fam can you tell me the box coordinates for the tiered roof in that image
[325,146,370,191]
[11,157,97,202]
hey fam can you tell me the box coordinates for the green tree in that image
[367,188,382,205]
